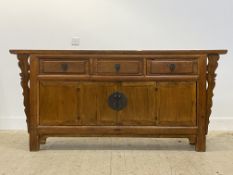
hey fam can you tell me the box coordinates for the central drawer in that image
[95,58,144,75]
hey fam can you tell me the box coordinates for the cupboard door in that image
[118,82,156,125]
[80,83,117,125]
[78,83,98,125]
[157,82,196,126]
[39,82,118,125]
[39,81,80,125]
[96,83,118,125]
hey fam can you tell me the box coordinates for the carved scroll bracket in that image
[206,54,219,134]
[17,54,30,133]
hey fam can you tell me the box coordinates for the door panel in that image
[118,82,156,125]
[157,82,196,126]
[96,83,118,125]
[79,83,97,125]
[39,82,79,125]
[80,82,118,125]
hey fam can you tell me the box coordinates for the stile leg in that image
[195,134,206,152]
[29,132,40,151]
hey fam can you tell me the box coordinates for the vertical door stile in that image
[154,82,158,125]
[96,84,100,125]
[116,82,120,125]
[156,82,160,125]
[76,83,81,123]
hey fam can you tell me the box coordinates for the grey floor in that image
[0,131,232,175]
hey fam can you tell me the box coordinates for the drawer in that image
[40,59,89,74]
[95,59,143,75]
[147,60,197,75]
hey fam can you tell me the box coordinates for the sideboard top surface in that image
[9,49,228,55]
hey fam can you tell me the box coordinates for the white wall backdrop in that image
[0,0,232,130]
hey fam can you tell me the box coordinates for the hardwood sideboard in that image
[10,50,227,151]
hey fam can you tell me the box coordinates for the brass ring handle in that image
[115,64,121,73]
[169,63,176,72]
[61,63,68,71]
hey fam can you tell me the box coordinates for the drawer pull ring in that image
[115,64,121,73]
[169,64,176,72]
[61,63,68,71]
[108,91,127,111]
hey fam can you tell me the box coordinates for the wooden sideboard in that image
[10,50,227,151]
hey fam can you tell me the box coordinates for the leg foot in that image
[29,133,40,151]
[195,135,206,152]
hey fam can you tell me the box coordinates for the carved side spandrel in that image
[17,54,30,133]
[206,54,219,134]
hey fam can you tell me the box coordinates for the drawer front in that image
[95,59,143,75]
[147,60,197,75]
[40,60,89,74]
